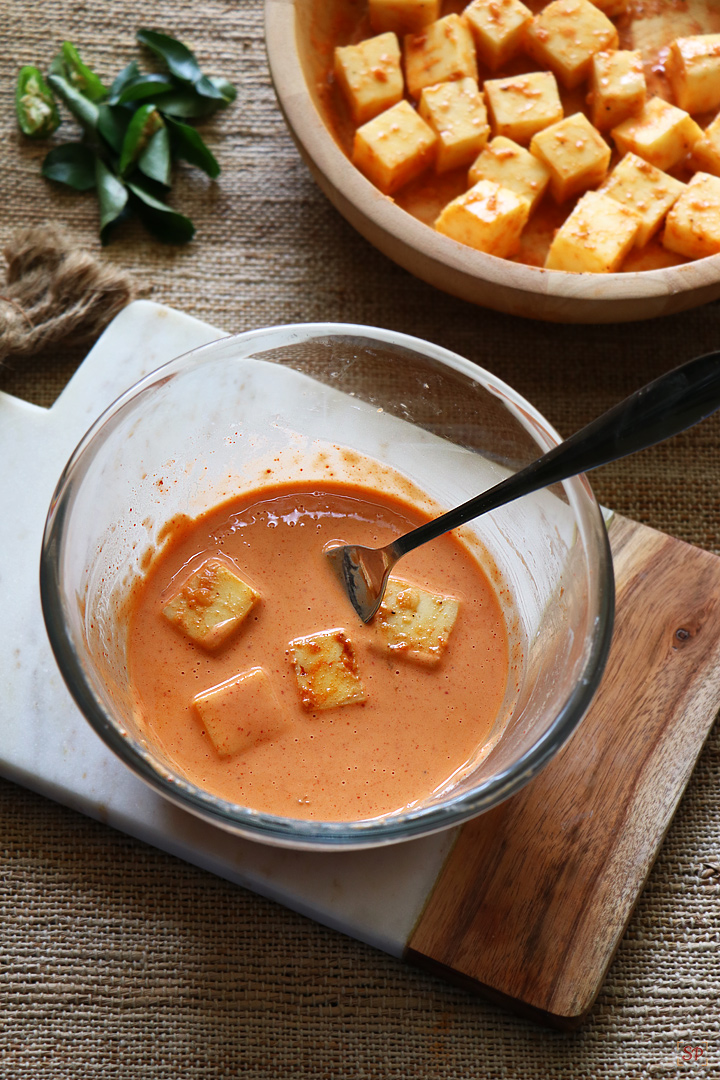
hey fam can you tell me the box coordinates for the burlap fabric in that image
[1,2,719,1077]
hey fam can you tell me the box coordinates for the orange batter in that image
[127,481,509,821]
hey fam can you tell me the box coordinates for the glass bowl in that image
[40,323,614,850]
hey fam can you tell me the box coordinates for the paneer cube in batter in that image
[484,71,563,145]
[289,629,367,711]
[192,667,288,759]
[369,0,441,36]
[666,35,720,116]
[353,99,437,193]
[525,0,618,90]
[162,558,260,650]
[545,190,642,272]
[404,14,478,99]
[468,135,551,214]
[530,112,611,203]
[464,0,533,71]
[419,77,490,172]
[692,113,720,176]
[375,578,460,664]
[612,96,703,172]
[333,32,404,125]
[434,177,529,257]
[588,0,628,14]
[589,50,646,132]
[663,171,720,259]
[600,152,686,246]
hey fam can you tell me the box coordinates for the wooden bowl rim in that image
[265,0,720,308]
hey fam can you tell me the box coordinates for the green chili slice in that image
[16,66,60,138]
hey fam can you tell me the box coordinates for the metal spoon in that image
[326,349,720,623]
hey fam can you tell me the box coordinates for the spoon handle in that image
[394,349,720,559]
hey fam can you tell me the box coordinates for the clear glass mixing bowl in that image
[40,324,614,850]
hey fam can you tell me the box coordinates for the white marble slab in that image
[0,300,461,957]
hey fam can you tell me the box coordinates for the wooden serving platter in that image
[2,301,719,1030]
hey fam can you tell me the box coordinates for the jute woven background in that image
[1,2,719,1077]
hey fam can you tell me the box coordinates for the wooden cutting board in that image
[407,514,720,1027]
[2,301,719,1031]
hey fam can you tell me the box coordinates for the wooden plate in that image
[265,0,720,323]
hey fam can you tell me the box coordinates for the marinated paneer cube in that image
[530,112,611,203]
[289,629,367,711]
[404,14,478,100]
[484,71,563,145]
[375,578,460,664]
[162,559,260,650]
[525,0,618,90]
[419,77,490,172]
[600,152,686,246]
[353,99,437,193]
[692,113,720,176]
[667,35,720,116]
[663,171,720,259]
[434,177,529,257]
[589,50,646,132]
[588,0,628,15]
[369,0,441,36]
[464,0,533,72]
[545,190,641,272]
[468,135,551,213]
[612,96,703,172]
[333,32,404,125]
[192,667,287,759]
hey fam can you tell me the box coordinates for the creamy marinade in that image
[126,478,511,822]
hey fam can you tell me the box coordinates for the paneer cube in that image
[525,0,618,90]
[545,190,642,272]
[484,71,563,145]
[464,0,533,72]
[375,578,460,664]
[434,177,529,257]
[353,99,437,193]
[192,667,287,759]
[468,135,551,214]
[369,0,441,36]
[162,558,260,651]
[333,32,404,125]
[588,0,628,15]
[600,152,686,246]
[666,35,720,116]
[692,113,720,176]
[589,50,646,132]
[530,112,611,203]
[612,96,703,171]
[404,14,478,99]
[419,77,490,172]
[289,629,367,711]
[663,171,720,259]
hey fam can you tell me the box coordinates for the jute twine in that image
[0,224,140,363]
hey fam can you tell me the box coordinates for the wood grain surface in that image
[406,514,720,1029]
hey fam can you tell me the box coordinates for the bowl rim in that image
[264,0,720,317]
[40,321,615,850]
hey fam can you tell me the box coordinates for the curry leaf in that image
[95,158,128,242]
[111,73,175,105]
[47,72,99,130]
[155,87,226,118]
[42,143,97,190]
[138,124,171,185]
[109,60,140,99]
[136,29,203,83]
[97,102,130,153]
[165,115,219,178]
[128,179,195,243]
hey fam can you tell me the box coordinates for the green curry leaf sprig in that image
[15,30,235,244]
